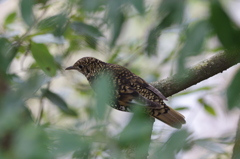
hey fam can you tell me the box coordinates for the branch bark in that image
[151,50,240,97]
[129,50,240,159]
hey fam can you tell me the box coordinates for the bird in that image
[65,57,186,129]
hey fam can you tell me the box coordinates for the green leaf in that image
[158,0,185,24]
[227,69,240,109]
[17,72,46,101]
[119,108,154,158]
[34,0,48,5]
[85,36,97,49]
[4,12,17,27]
[31,42,57,77]
[79,0,106,11]
[204,105,216,116]
[71,22,103,49]
[108,1,125,48]
[71,22,103,37]
[48,129,88,154]
[177,20,210,72]
[37,14,68,37]
[0,38,18,73]
[145,28,161,56]
[130,0,145,14]
[194,138,225,153]
[42,89,78,116]
[174,107,189,111]
[151,129,190,159]
[176,86,213,96]
[1,72,45,116]
[198,98,216,116]
[210,0,240,49]
[179,20,209,56]
[145,0,185,56]
[72,147,91,159]
[94,75,113,120]
[20,0,35,26]
[14,124,52,159]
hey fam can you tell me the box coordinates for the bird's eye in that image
[78,65,83,69]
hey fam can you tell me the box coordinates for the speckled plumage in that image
[66,57,186,128]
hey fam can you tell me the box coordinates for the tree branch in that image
[151,50,240,97]
[128,50,240,159]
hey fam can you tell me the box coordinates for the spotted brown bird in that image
[66,57,186,128]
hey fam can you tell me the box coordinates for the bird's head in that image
[65,57,106,77]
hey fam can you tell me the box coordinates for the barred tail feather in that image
[151,107,186,129]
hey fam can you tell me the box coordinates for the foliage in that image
[0,0,239,158]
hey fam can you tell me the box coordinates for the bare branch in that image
[151,50,240,97]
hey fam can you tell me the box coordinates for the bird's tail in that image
[149,106,186,129]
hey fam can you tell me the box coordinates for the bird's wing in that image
[130,76,167,101]
[146,84,168,101]
[118,86,185,129]
[118,85,164,109]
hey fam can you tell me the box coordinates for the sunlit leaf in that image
[210,0,240,49]
[204,105,216,116]
[174,106,189,111]
[4,12,17,27]
[31,42,58,77]
[20,0,35,26]
[42,89,78,116]
[227,69,240,109]
[198,98,216,116]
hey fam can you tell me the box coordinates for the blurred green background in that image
[0,0,240,158]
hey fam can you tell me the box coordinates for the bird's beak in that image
[65,66,77,70]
